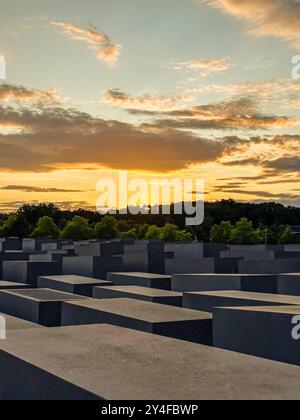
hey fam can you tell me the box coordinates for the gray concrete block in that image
[213,306,300,366]
[0,281,29,290]
[62,256,123,279]
[203,243,229,258]
[2,261,62,287]
[0,289,88,326]
[221,250,275,260]
[0,238,22,251]
[62,298,212,344]
[22,239,53,253]
[165,243,204,259]
[107,272,171,290]
[0,252,30,278]
[277,273,300,296]
[172,273,278,293]
[183,290,300,313]
[29,251,69,263]
[93,285,182,306]
[239,258,300,274]
[38,275,113,297]
[285,245,300,252]
[165,257,240,275]
[0,324,300,399]
[0,312,42,340]
[74,241,125,257]
[123,240,165,274]
[41,242,72,251]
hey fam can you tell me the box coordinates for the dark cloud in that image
[213,188,299,200]
[0,185,85,193]
[0,103,227,173]
[265,157,300,172]
[127,97,296,131]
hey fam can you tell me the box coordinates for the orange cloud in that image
[0,84,66,104]
[103,89,192,111]
[206,0,300,48]
[171,57,234,77]
[52,21,121,66]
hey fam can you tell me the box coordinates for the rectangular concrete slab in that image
[2,261,62,287]
[62,256,123,279]
[0,311,43,339]
[277,273,300,296]
[107,272,171,290]
[239,258,300,274]
[0,324,300,400]
[62,298,212,344]
[0,281,29,290]
[38,275,113,297]
[183,290,300,313]
[172,274,278,293]
[213,306,300,366]
[93,285,182,306]
[0,288,88,327]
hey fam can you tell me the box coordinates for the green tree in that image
[160,224,178,242]
[230,218,264,245]
[0,215,30,238]
[60,216,95,240]
[0,216,17,237]
[30,216,59,239]
[119,228,137,239]
[145,225,161,240]
[95,216,119,240]
[175,229,193,241]
[136,224,150,239]
[210,221,233,244]
[278,226,297,244]
[118,219,131,232]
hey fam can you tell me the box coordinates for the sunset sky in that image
[1,0,300,212]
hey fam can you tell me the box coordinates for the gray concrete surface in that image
[61,298,212,344]
[0,324,300,400]
[172,273,278,293]
[213,306,300,366]
[0,288,88,326]
[2,261,62,287]
[0,281,29,290]
[239,258,300,274]
[93,285,182,306]
[183,290,300,313]
[62,256,123,279]
[277,273,300,296]
[107,272,171,290]
[38,275,113,297]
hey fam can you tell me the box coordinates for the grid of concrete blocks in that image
[0,237,300,399]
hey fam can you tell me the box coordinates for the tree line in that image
[0,200,299,244]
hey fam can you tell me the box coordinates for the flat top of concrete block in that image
[185,290,300,305]
[0,281,29,289]
[217,306,300,315]
[1,323,300,400]
[174,273,275,278]
[65,298,211,322]
[0,288,89,302]
[109,272,171,279]
[94,285,182,298]
[0,312,42,331]
[39,275,111,286]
